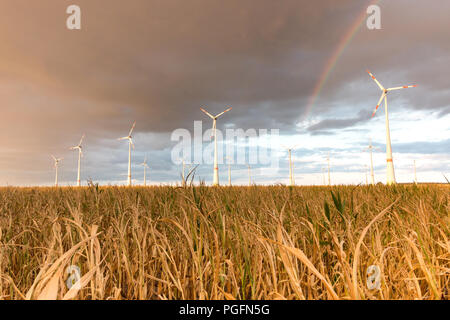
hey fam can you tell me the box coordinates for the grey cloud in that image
[306,109,371,132]
[0,0,449,184]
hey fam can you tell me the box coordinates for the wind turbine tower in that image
[141,155,149,186]
[70,134,85,187]
[200,107,232,186]
[283,145,299,186]
[367,70,416,185]
[52,155,63,187]
[363,139,378,185]
[118,121,136,186]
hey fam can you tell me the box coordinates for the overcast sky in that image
[0,0,448,186]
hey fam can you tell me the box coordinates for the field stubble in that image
[0,184,448,300]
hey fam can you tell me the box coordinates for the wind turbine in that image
[247,164,252,186]
[200,106,232,186]
[51,155,63,187]
[282,144,299,186]
[367,70,417,185]
[363,139,380,185]
[140,155,149,186]
[118,121,136,187]
[70,134,85,187]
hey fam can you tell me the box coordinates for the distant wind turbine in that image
[200,107,232,186]
[247,164,252,186]
[70,134,85,187]
[51,155,63,187]
[282,144,299,186]
[118,121,136,187]
[367,70,417,185]
[141,155,149,186]
[363,139,380,185]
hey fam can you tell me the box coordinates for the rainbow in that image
[303,0,381,118]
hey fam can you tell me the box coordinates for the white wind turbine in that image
[200,107,232,186]
[363,139,380,185]
[70,134,85,187]
[118,121,136,187]
[140,155,149,187]
[367,70,417,185]
[247,164,252,186]
[51,155,63,187]
[282,144,299,186]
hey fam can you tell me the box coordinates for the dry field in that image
[0,184,448,300]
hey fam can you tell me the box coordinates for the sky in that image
[0,0,449,186]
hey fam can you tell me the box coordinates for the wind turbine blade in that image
[200,108,215,119]
[128,121,136,136]
[118,137,128,141]
[215,107,232,118]
[51,155,57,161]
[387,85,417,91]
[130,139,135,150]
[371,93,386,117]
[78,134,85,146]
[366,70,385,90]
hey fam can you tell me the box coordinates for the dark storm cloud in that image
[0,0,449,184]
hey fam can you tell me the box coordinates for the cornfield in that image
[0,184,448,300]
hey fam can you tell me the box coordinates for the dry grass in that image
[0,184,448,300]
